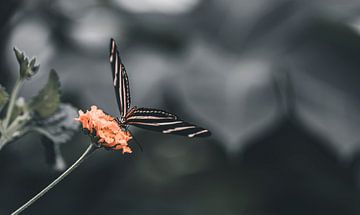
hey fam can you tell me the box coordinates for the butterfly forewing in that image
[125,108,211,138]
[109,38,131,118]
[109,38,211,138]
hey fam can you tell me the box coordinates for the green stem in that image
[0,109,30,152]
[11,144,98,215]
[3,78,23,128]
[7,112,30,135]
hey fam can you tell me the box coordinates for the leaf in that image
[0,84,9,108]
[29,70,61,118]
[33,103,79,171]
[13,47,39,79]
[34,103,79,144]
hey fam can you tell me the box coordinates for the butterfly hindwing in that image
[125,108,211,138]
[109,38,131,118]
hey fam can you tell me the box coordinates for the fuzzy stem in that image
[11,144,97,215]
[3,78,23,128]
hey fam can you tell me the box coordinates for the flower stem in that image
[11,144,97,215]
[3,78,23,129]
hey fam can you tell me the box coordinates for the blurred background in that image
[1,0,360,214]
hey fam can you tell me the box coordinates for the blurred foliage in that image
[29,69,60,118]
[32,103,79,170]
[0,84,9,108]
[13,47,39,80]
[0,47,78,172]
[33,103,79,145]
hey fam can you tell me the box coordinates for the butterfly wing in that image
[109,38,131,118]
[125,108,211,138]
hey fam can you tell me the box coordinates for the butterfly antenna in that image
[128,129,143,152]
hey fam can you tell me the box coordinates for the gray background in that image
[1,0,360,214]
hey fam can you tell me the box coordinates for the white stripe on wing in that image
[113,54,118,86]
[127,121,183,127]
[188,130,209,138]
[127,116,175,120]
[162,126,196,134]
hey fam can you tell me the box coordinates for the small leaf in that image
[29,58,36,67]
[13,47,40,79]
[0,84,9,108]
[30,70,61,118]
[13,47,24,64]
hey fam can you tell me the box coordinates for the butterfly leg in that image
[115,117,121,124]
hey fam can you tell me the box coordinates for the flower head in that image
[75,105,132,154]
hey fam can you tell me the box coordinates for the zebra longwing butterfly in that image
[109,38,211,138]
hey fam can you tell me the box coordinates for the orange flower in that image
[75,106,132,154]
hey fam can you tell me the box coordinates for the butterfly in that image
[109,38,211,138]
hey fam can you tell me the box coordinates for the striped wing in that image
[125,108,211,138]
[109,38,131,118]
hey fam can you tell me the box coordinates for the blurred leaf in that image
[29,70,60,118]
[0,84,9,108]
[13,47,39,79]
[41,137,66,171]
[32,103,79,170]
[34,103,79,145]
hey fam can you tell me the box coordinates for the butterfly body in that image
[109,38,211,138]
